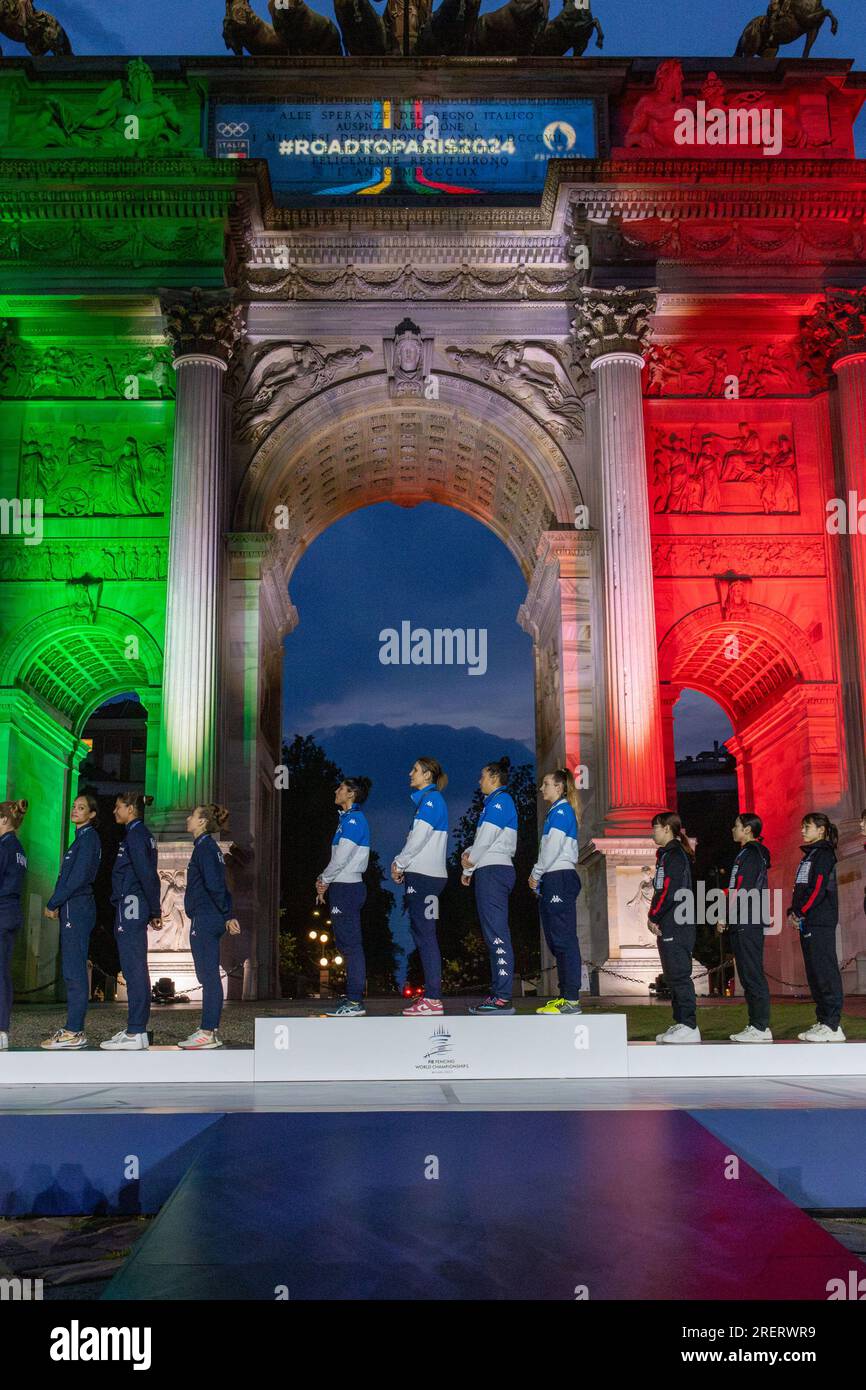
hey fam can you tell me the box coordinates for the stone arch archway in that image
[223,375,593,996]
[0,606,163,736]
[658,601,840,995]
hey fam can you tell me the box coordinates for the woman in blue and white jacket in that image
[392,757,449,1017]
[42,793,102,1050]
[529,768,582,1015]
[316,776,372,1018]
[461,756,518,1016]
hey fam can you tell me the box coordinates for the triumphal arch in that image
[2,18,865,999]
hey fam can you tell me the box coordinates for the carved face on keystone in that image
[395,333,422,373]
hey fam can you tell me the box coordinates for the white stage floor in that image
[2,1073,866,1115]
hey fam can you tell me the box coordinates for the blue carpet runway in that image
[101,1110,866,1301]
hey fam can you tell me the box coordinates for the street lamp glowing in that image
[318,956,329,968]
[334,955,344,965]
[308,930,317,940]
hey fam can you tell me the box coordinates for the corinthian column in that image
[573,286,666,831]
[803,290,866,804]
[154,290,244,831]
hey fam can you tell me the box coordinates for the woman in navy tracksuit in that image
[101,791,161,1051]
[647,810,699,1044]
[787,811,845,1042]
[721,811,772,1044]
[42,793,102,1050]
[316,776,372,1018]
[392,757,449,1017]
[180,804,240,1050]
[461,756,518,1016]
[0,799,28,1050]
[530,769,582,1015]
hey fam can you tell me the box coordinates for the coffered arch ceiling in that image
[233,373,582,581]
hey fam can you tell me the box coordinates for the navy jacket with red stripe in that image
[790,841,838,928]
[648,839,694,929]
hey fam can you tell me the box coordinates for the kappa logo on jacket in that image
[550,894,564,903]
[331,906,342,914]
[406,886,416,894]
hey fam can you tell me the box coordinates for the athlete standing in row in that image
[102,792,161,1052]
[724,812,773,1044]
[788,811,846,1042]
[461,756,518,1016]
[0,799,28,1051]
[392,757,449,1017]
[531,769,582,1016]
[318,776,372,1018]
[42,794,102,1050]
[648,810,700,1045]
[179,803,240,1050]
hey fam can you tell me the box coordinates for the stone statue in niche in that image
[446,340,583,439]
[384,319,433,398]
[20,425,167,517]
[651,423,798,515]
[64,576,103,624]
[717,573,753,621]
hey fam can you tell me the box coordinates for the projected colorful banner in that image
[213,98,596,200]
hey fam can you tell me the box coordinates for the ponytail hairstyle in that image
[76,792,100,827]
[482,756,511,787]
[416,756,448,792]
[550,768,581,817]
[198,804,230,834]
[343,776,371,805]
[652,810,696,860]
[116,791,154,820]
[802,810,839,851]
[0,798,28,830]
[737,811,763,841]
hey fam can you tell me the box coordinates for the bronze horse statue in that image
[735,0,838,59]
[333,0,388,54]
[533,0,603,56]
[469,0,548,56]
[416,0,480,55]
[223,0,286,53]
[269,0,342,54]
[0,0,72,54]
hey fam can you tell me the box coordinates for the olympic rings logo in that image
[217,122,250,137]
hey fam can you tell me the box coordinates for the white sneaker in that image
[799,1023,846,1043]
[177,1029,223,1050]
[655,1024,679,1043]
[99,1030,149,1051]
[730,1025,773,1044]
[0,1032,7,1051]
[659,1024,702,1045]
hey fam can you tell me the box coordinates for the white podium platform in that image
[628,1040,866,1079]
[1,1020,865,1086]
[0,1047,254,1085]
[253,1015,628,1082]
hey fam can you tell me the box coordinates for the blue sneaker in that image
[323,997,366,1018]
[468,996,516,1016]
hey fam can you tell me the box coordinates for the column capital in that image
[160,288,245,367]
[572,285,657,370]
[801,286,866,374]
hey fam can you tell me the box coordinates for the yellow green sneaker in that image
[536,997,582,1015]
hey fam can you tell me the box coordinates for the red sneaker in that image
[401,997,444,1017]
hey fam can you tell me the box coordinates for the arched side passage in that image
[658,602,841,996]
